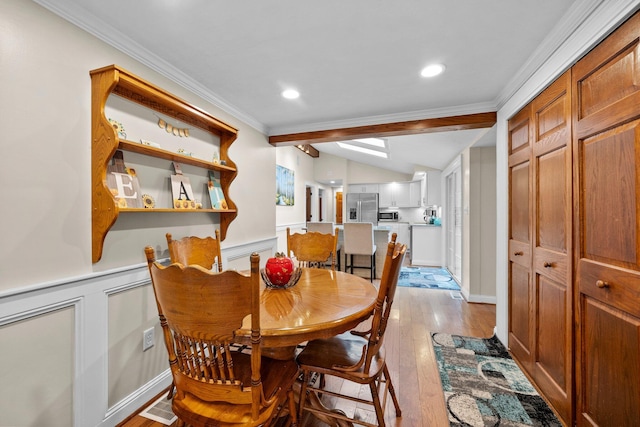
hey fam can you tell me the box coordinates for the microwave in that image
[378,211,399,222]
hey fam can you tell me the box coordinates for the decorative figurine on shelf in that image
[108,118,127,139]
[261,253,300,288]
[177,148,194,157]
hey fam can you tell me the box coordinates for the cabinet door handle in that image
[543,262,553,268]
[595,280,610,289]
[514,251,523,256]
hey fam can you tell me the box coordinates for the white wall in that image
[314,151,348,184]
[464,146,496,303]
[0,0,275,284]
[0,1,277,425]
[346,160,412,184]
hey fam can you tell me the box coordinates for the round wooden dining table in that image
[236,267,378,359]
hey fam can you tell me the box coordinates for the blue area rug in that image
[398,266,460,290]
[432,333,561,426]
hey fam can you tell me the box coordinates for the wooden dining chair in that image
[164,230,224,400]
[306,222,342,270]
[286,227,339,270]
[166,229,223,271]
[296,234,406,427]
[144,248,299,427]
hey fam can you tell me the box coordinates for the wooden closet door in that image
[573,11,640,426]
[531,70,572,424]
[508,104,533,373]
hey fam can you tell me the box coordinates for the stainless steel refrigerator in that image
[346,193,379,225]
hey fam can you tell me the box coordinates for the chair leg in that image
[167,381,175,399]
[369,381,386,427]
[370,254,375,282]
[287,388,298,426]
[384,364,402,416]
[370,254,373,282]
[350,254,354,274]
[298,370,310,420]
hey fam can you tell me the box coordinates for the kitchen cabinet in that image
[426,171,441,205]
[348,183,379,194]
[379,181,421,207]
[396,223,410,249]
[410,224,442,266]
[386,223,409,247]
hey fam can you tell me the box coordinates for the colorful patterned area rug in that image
[431,333,561,426]
[398,266,460,290]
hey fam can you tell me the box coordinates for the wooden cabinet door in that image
[508,103,534,372]
[531,70,573,424]
[573,11,640,426]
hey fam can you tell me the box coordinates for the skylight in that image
[353,138,386,148]
[337,141,388,158]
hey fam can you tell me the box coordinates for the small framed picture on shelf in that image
[208,171,227,209]
[171,164,197,209]
[106,150,143,208]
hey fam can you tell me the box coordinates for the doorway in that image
[445,163,462,282]
[306,186,312,222]
[335,191,343,224]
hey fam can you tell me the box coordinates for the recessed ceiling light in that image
[282,89,300,99]
[421,64,445,78]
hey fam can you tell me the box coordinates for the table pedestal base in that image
[263,345,297,360]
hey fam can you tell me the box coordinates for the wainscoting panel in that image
[0,236,277,427]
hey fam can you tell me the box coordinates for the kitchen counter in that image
[336,224,392,231]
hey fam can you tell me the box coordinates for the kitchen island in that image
[336,224,391,279]
[410,223,442,266]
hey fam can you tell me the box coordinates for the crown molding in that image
[499,0,640,119]
[494,0,606,110]
[33,0,268,134]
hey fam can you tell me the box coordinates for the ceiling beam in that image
[268,112,497,146]
[294,144,320,158]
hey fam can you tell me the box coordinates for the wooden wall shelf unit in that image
[91,64,238,263]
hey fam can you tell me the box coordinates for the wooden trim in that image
[295,144,320,158]
[268,112,497,146]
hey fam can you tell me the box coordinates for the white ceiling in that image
[37,0,582,174]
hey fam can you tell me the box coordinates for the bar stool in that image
[306,221,341,270]
[343,222,377,282]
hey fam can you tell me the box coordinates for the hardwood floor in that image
[119,278,496,427]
